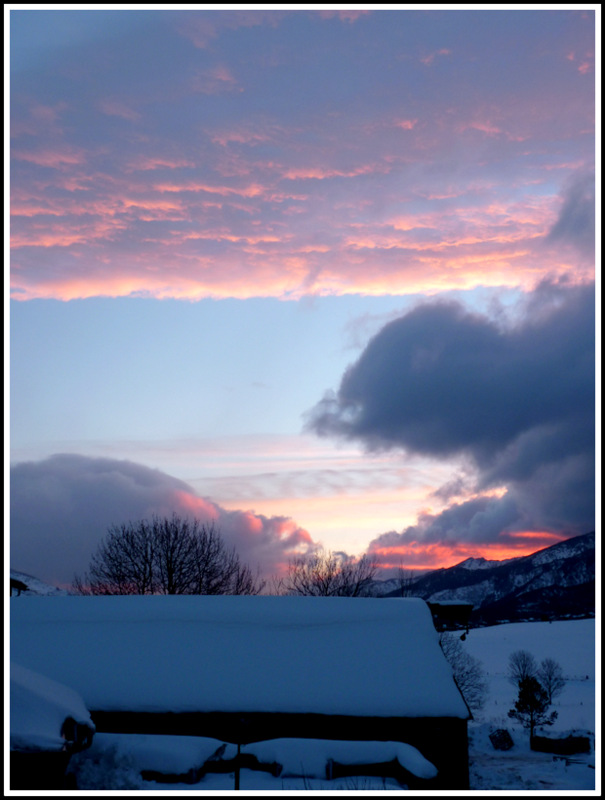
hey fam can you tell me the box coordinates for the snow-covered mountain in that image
[10,569,70,597]
[372,532,595,623]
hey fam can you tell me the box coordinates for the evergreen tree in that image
[508,676,557,739]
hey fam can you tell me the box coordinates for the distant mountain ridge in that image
[373,532,595,623]
[11,532,595,620]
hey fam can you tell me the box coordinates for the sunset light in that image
[9,8,595,588]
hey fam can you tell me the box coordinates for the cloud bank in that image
[547,170,596,257]
[10,11,594,301]
[10,454,315,588]
[306,281,595,567]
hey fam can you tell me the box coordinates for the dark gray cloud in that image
[372,494,521,548]
[547,171,595,256]
[307,280,595,544]
[10,454,315,588]
[307,281,594,461]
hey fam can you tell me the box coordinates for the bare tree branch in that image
[537,658,566,704]
[72,514,264,595]
[507,649,538,687]
[280,549,377,597]
[439,632,487,714]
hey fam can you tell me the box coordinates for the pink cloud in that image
[177,17,218,48]
[317,10,370,23]
[12,147,86,168]
[420,48,451,66]
[212,130,270,147]
[10,455,317,587]
[207,124,291,148]
[10,215,128,250]
[30,102,68,123]
[282,163,385,180]
[191,65,242,95]
[11,203,64,218]
[154,180,267,198]
[178,11,284,49]
[179,230,282,245]
[10,124,594,303]
[11,102,68,139]
[11,214,590,301]
[127,156,196,171]
[99,99,141,121]
[394,119,418,131]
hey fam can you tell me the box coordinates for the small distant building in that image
[10,663,95,789]
[11,595,471,789]
[10,577,28,597]
[428,601,474,632]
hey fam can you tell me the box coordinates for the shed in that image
[10,577,28,596]
[428,601,474,632]
[10,595,470,788]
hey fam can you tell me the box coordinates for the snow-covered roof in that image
[10,663,95,752]
[10,595,469,719]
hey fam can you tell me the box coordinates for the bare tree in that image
[507,649,538,687]
[73,514,265,596]
[537,658,566,705]
[73,521,156,595]
[439,632,487,715]
[280,549,377,597]
[395,563,416,597]
[153,515,198,594]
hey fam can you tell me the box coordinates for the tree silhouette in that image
[507,649,537,687]
[72,514,265,595]
[537,658,566,705]
[439,632,487,714]
[508,676,557,739]
[278,548,377,597]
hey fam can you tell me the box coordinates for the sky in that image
[7,6,598,589]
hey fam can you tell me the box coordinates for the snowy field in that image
[466,618,597,792]
[65,618,598,792]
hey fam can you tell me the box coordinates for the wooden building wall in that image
[91,709,469,789]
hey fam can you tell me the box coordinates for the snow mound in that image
[78,732,236,775]
[244,738,437,779]
[10,663,94,753]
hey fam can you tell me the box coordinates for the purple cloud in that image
[10,454,315,588]
[308,281,595,546]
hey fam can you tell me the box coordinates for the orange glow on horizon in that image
[370,532,572,572]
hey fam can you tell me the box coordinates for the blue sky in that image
[8,7,596,587]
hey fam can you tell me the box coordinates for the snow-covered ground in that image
[465,619,597,792]
[64,618,597,792]
[10,663,94,753]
